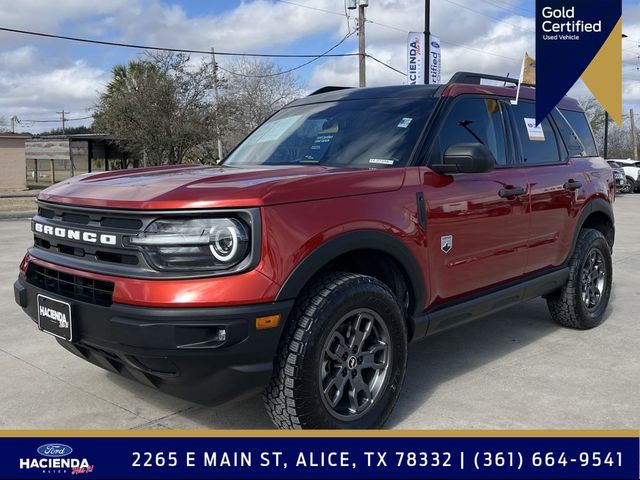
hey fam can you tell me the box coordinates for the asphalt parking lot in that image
[0,196,638,430]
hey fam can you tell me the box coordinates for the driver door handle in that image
[499,186,526,198]
[563,180,582,191]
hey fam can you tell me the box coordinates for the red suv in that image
[14,72,615,429]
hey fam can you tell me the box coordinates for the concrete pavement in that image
[0,196,638,429]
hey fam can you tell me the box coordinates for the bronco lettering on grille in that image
[33,222,117,246]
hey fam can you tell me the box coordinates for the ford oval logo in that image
[37,444,73,457]
[431,41,440,49]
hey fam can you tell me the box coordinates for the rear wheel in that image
[264,272,407,429]
[547,229,612,329]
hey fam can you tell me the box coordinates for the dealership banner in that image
[407,32,425,84]
[428,35,442,84]
[0,432,638,479]
[407,33,441,85]
[535,0,622,125]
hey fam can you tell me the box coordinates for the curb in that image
[0,211,35,220]
[0,192,41,199]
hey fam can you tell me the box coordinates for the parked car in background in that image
[611,159,640,193]
[607,161,630,193]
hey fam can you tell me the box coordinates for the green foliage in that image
[94,52,217,166]
[38,125,94,136]
[93,52,304,167]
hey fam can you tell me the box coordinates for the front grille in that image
[33,202,147,269]
[26,263,114,306]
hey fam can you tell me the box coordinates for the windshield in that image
[223,98,436,168]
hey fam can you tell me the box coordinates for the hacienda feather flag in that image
[535,0,622,125]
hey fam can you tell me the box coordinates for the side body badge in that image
[441,235,453,254]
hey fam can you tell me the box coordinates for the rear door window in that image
[510,102,562,165]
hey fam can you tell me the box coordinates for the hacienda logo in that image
[39,306,68,328]
[535,0,622,125]
[20,443,94,475]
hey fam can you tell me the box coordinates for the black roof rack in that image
[308,86,354,96]
[448,71,532,87]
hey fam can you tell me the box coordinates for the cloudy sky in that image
[1,0,640,132]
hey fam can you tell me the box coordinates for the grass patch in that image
[0,197,37,213]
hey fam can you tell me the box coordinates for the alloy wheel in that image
[580,248,607,310]
[319,308,391,420]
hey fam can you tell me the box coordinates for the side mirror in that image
[431,143,496,174]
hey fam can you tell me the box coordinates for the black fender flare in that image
[275,230,426,316]
[567,197,615,262]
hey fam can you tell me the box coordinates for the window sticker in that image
[524,117,545,141]
[397,117,413,128]
[369,158,395,165]
[304,121,339,160]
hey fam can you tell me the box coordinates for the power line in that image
[274,0,346,18]
[361,15,523,62]
[0,26,360,59]
[366,54,406,76]
[217,31,356,78]
[17,115,92,123]
[440,0,534,33]
[476,0,533,16]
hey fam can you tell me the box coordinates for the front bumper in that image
[14,273,293,405]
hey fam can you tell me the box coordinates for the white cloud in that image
[1,0,640,133]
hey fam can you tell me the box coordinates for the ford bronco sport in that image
[14,72,615,429]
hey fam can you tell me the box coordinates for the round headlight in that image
[209,223,239,262]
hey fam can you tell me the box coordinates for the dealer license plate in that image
[37,294,73,341]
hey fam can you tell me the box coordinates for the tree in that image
[39,125,94,136]
[94,52,217,166]
[218,58,304,152]
[0,115,8,133]
[94,53,304,166]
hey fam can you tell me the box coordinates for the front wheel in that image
[619,177,633,194]
[264,272,407,429]
[547,229,612,329]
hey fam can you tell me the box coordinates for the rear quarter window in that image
[558,109,598,157]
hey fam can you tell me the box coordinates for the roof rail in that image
[308,86,354,96]
[448,71,529,87]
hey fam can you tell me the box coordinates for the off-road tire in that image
[547,228,612,329]
[264,272,408,429]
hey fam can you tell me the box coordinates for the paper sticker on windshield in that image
[524,118,545,141]
[369,158,395,166]
[397,118,413,129]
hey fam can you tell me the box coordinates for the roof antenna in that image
[503,73,510,87]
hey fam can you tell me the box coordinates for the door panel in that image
[422,96,529,308]
[507,102,580,273]
[422,168,530,307]
[526,163,583,271]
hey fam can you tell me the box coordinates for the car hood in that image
[38,164,406,210]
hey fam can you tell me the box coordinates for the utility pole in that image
[357,1,367,87]
[10,115,17,134]
[211,48,224,162]
[425,0,430,83]
[56,110,69,135]
[630,108,638,160]
[604,111,609,159]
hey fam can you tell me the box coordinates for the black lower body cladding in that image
[14,274,293,405]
